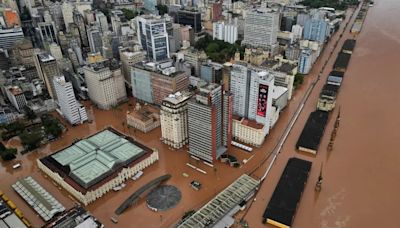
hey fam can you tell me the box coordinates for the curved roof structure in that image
[115,174,171,215]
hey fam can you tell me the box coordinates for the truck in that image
[12,163,21,169]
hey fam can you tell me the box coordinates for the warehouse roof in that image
[263,158,312,227]
[178,174,259,228]
[296,111,329,153]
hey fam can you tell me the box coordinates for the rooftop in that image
[178,174,259,228]
[40,128,152,191]
[38,53,55,62]
[162,91,192,106]
[127,104,160,123]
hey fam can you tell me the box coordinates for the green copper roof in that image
[51,130,145,187]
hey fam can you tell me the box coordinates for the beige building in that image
[37,128,159,206]
[160,92,191,149]
[83,61,127,110]
[126,103,160,133]
[232,116,267,147]
[120,49,145,88]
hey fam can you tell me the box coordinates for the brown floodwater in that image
[1,1,398,228]
[243,1,400,228]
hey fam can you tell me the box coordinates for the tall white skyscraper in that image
[242,8,279,49]
[137,15,170,62]
[230,63,275,135]
[54,76,88,125]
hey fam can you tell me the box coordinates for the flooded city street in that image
[1,1,399,228]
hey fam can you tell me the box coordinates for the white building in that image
[137,15,170,62]
[292,24,303,41]
[242,8,279,50]
[224,23,238,44]
[230,62,250,117]
[95,11,108,33]
[213,21,238,44]
[83,61,127,110]
[54,76,87,125]
[160,92,191,149]
[213,22,224,40]
[62,1,74,32]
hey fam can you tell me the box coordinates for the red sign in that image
[257,84,269,117]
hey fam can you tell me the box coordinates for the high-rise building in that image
[137,15,170,62]
[230,62,251,117]
[54,76,88,125]
[303,18,329,43]
[73,10,88,47]
[188,83,232,163]
[34,53,61,100]
[83,61,127,110]
[5,86,27,112]
[62,1,74,32]
[212,21,238,44]
[120,50,146,88]
[177,9,202,33]
[0,27,24,52]
[182,47,207,77]
[230,63,275,131]
[131,61,189,105]
[3,8,21,28]
[160,91,191,149]
[242,8,279,50]
[200,61,223,84]
[87,25,103,53]
[213,21,224,41]
[95,11,108,33]
[48,2,64,31]
[37,22,58,46]
[298,48,312,74]
[49,43,63,60]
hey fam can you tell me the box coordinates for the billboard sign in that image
[257,84,269,117]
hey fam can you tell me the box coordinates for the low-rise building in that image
[126,103,160,133]
[37,128,159,205]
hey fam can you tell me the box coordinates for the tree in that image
[20,130,42,150]
[42,115,63,138]
[121,8,137,20]
[294,73,305,89]
[156,4,168,15]
[24,106,36,122]
[0,148,17,161]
